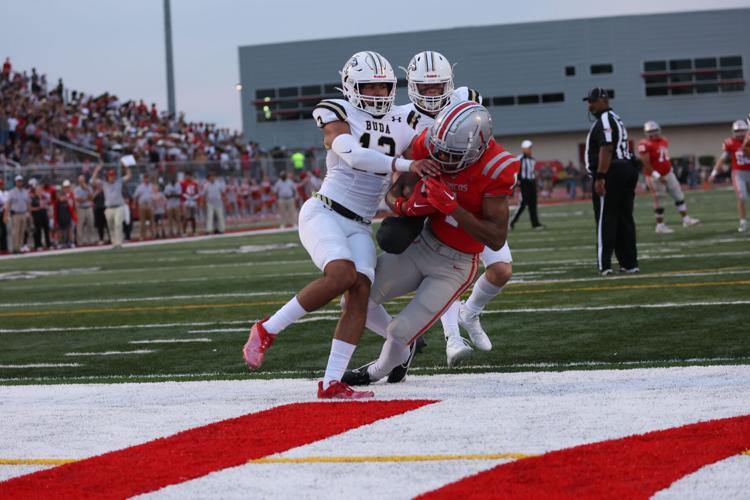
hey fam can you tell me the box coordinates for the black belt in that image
[10,210,26,215]
[313,192,371,225]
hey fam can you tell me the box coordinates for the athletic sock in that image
[440,300,461,339]
[323,338,356,388]
[365,301,391,339]
[367,338,410,381]
[464,274,503,315]
[263,296,307,334]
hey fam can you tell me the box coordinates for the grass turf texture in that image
[0,187,748,385]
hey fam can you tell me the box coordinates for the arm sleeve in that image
[331,133,412,174]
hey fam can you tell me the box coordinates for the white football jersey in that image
[312,99,416,219]
[394,86,482,135]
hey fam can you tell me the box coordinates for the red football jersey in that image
[723,137,750,171]
[637,137,672,176]
[411,129,519,254]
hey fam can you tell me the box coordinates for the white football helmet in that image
[427,101,492,173]
[732,119,749,138]
[643,121,661,138]
[338,51,396,116]
[404,51,454,113]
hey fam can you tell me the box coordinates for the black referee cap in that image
[582,87,610,101]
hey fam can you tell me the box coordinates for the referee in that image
[510,140,544,230]
[583,87,639,276]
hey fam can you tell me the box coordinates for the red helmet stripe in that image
[436,101,477,141]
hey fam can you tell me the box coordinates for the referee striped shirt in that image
[585,108,632,175]
[517,154,536,180]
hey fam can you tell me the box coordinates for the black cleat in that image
[387,341,418,384]
[414,336,427,354]
[341,363,373,386]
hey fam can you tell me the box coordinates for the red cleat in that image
[317,381,374,399]
[243,320,275,369]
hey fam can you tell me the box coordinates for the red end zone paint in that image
[0,400,435,499]
[420,413,750,499]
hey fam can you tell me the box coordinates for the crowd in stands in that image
[0,165,324,254]
[0,56,286,168]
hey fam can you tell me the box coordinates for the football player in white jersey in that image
[388,50,514,375]
[242,51,439,399]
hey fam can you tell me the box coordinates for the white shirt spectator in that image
[133,182,153,207]
[273,178,296,199]
[201,179,225,207]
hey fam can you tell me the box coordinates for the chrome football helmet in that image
[643,121,661,138]
[338,51,396,115]
[404,51,454,113]
[427,101,492,173]
[732,119,748,138]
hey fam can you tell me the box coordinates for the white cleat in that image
[655,223,674,234]
[682,216,700,227]
[446,335,473,367]
[739,220,748,233]
[458,301,492,351]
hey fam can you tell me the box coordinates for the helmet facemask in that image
[732,119,748,139]
[428,130,485,174]
[409,80,454,113]
[352,81,395,115]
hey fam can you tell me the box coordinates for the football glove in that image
[425,177,459,214]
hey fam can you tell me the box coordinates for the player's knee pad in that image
[386,314,419,345]
[675,200,686,210]
[654,207,665,215]
[376,216,425,254]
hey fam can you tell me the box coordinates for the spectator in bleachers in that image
[92,180,109,245]
[74,174,95,245]
[4,175,30,253]
[151,183,166,238]
[164,176,182,237]
[181,171,199,235]
[273,170,298,228]
[92,163,131,249]
[30,183,51,250]
[0,178,6,252]
[202,172,226,234]
[55,181,76,248]
[133,173,155,240]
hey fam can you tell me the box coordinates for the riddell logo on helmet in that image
[424,73,438,78]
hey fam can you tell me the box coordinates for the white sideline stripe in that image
[512,250,750,267]
[64,350,155,356]
[0,320,250,334]
[2,356,749,383]
[482,300,750,314]
[0,226,301,260]
[0,291,298,309]
[510,268,750,284]
[0,363,82,369]
[128,338,211,344]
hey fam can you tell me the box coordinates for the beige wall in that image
[496,123,736,167]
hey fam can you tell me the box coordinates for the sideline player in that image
[242,51,438,399]
[344,102,519,386]
[638,121,699,234]
[709,119,750,232]
[388,51,512,370]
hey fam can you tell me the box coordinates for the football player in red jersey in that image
[342,101,519,386]
[638,121,699,234]
[709,119,750,232]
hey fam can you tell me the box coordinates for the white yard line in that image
[482,300,750,315]
[510,268,750,284]
[128,339,212,344]
[0,363,82,369]
[0,290,297,309]
[187,316,341,333]
[64,350,155,357]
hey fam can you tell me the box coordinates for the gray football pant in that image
[367,229,479,380]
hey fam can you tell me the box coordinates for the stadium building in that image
[238,8,750,165]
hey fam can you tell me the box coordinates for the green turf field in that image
[1,187,748,385]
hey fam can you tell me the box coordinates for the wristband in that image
[595,172,607,180]
[391,157,412,173]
